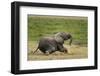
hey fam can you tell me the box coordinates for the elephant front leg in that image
[57,44,68,53]
[63,47,68,53]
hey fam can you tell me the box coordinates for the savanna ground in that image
[28,15,88,61]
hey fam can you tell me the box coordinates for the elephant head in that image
[54,32,72,45]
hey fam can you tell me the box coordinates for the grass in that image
[28,15,88,46]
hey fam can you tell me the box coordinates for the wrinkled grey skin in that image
[33,32,72,55]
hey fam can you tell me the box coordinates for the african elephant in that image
[33,32,72,55]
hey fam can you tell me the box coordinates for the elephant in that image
[33,32,72,55]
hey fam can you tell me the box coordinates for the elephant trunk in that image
[69,36,72,45]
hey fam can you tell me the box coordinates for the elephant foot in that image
[60,48,68,53]
[64,49,68,53]
[63,47,68,53]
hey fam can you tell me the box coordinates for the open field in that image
[28,15,88,61]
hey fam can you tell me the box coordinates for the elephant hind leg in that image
[49,51,55,54]
[45,50,55,55]
[44,50,54,55]
[45,48,56,55]
[45,51,50,55]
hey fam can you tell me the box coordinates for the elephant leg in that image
[49,51,55,54]
[45,47,56,55]
[63,47,68,53]
[57,44,68,53]
[57,44,64,51]
[61,47,68,53]
[45,51,50,55]
[49,46,57,54]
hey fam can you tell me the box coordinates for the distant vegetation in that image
[28,15,88,46]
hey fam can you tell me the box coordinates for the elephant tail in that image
[33,47,39,54]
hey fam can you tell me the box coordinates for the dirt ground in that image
[28,42,88,61]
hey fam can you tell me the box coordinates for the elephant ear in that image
[54,32,64,44]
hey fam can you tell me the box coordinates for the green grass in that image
[28,15,88,46]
